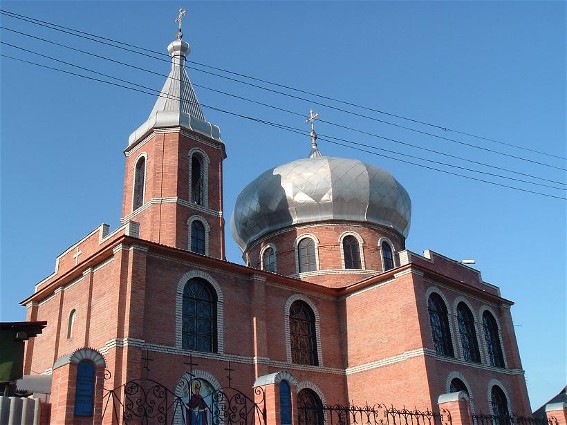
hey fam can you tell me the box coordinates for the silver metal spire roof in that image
[230,155,412,252]
[148,39,206,121]
[128,16,221,145]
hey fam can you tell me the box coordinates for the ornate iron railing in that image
[102,377,266,425]
[472,414,558,425]
[298,403,450,425]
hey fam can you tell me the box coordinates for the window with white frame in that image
[297,237,317,273]
[133,156,146,211]
[262,246,277,273]
[381,240,394,271]
[428,293,454,357]
[342,235,362,269]
[182,277,218,352]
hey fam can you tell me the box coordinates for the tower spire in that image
[129,8,221,145]
[306,109,322,158]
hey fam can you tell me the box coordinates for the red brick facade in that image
[19,34,536,425]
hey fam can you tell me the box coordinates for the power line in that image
[2,40,564,190]
[1,32,564,188]
[2,8,565,164]
[2,52,565,201]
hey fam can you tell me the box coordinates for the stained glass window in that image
[263,247,276,272]
[182,278,217,352]
[133,157,145,210]
[290,301,318,365]
[298,238,317,273]
[298,388,324,425]
[190,221,206,254]
[343,235,361,269]
[457,303,481,363]
[382,241,394,271]
[191,155,204,205]
[483,311,505,368]
[428,293,454,357]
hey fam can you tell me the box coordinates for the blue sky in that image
[1,1,565,412]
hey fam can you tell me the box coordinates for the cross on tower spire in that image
[175,8,187,40]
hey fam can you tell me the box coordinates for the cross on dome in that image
[305,109,322,158]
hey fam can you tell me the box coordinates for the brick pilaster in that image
[438,391,473,425]
[546,403,567,425]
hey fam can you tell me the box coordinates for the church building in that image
[19,18,534,425]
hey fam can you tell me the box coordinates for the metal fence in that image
[472,414,558,425]
[102,377,266,425]
[298,403,449,425]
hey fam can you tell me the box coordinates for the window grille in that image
[483,311,505,367]
[298,388,324,425]
[457,303,481,363]
[428,293,454,357]
[182,278,217,352]
[290,301,318,365]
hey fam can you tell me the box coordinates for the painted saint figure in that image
[186,380,209,425]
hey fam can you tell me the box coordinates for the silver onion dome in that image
[230,155,412,251]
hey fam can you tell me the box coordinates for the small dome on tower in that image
[230,154,412,252]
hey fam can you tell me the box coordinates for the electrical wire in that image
[1,33,564,189]
[3,42,563,190]
[1,8,565,164]
[2,52,565,201]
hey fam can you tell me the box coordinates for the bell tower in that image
[121,11,226,259]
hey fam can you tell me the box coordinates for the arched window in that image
[381,241,394,271]
[428,293,454,357]
[67,309,76,339]
[298,388,324,425]
[191,154,204,206]
[182,278,217,352]
[133,156,146,210]
[74,360,95,416]
[190,220,206,254]
[262,246,276,273]
[449,378,469,395]
[342,235,361,269]
[457,303,481,363]
[491,386,509,420]
[483,311,505,367]
[298,238,317,273]
[280,380,292,425]
[290,300,318,365]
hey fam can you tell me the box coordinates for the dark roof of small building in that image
[0,322,47,338]
[533,386,567,417]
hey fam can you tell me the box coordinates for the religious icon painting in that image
[176,376,216,425]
